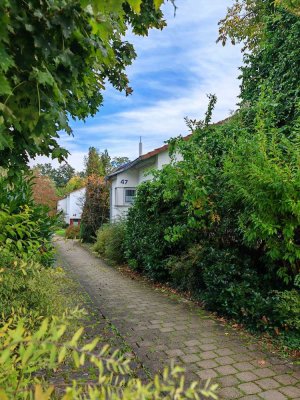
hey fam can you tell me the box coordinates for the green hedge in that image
[93,220,127,265]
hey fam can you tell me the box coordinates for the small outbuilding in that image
[57,187,86,225]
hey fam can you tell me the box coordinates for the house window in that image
[124,189,136,204]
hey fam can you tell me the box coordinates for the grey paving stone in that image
[199,343,217,351]
[216,375,240,387]
[260,390,287,400]
[218,386,243,399]
[233,362,255,371]
[253,367,276,378]
[197,360,219,369]
[200,351,218,360]
[215,356,235,365]
[232,353,255,362]
[180,354,201,364]
[184,339,200,347]
[256,377,281,390]
[165,349,184,357]
[274,373,298,385]
[279,385,300,398]
[196,369,218,380]
[236,371,259,382]
[215,348,235,356]
[239,382,262,395]
[159,327,174,333]
[183,346,200,355]
[216,365,238,375]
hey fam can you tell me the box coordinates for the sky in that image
[31,0,243,172]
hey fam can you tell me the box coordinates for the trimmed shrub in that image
[65,224,80,239]
[166,244,204,293]
[125,172,189,281]
[93,220,126,265]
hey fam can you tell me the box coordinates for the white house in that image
[106,138,189,221]
[57,187,86,225]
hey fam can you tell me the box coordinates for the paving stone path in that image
[55,238,300,399]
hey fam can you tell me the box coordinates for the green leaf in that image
[0,48,14,73]
[154,0,164,9]
[0,131,14,150]
[70,327,84,346]
[128,0,142,13]
[0,75,11,95]
[31,68,55,87]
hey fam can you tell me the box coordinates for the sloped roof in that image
[106,117,231,180]
[106,136,190,180]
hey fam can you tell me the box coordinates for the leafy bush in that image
[224,98,300,284]
[166,244,204,293]
[65,224,80,239]
[0,247,68,319]
[0,176,56,266]
[273,287,300,332]
[199,248,273,326]
[0,205,54,265]
[126,173,188,280]
[93,220,127,264]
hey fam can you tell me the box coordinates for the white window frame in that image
[124,188,136,204]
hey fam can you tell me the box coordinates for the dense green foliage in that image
[65,224,80,239]
[0,249,67,318]
[34,163,76,188]
[0,0,167,175]
[93,220,127,265]
[80,147,110,242]
[240,10,300,129]
[126,173,188,280]
[0,175,56,266]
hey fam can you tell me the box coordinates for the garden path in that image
[54,238,300,400]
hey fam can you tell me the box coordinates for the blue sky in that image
[32,0,242,172]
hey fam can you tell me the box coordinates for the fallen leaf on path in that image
[258,359,266,366]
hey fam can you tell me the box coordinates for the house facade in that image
[106,140,187,221]
[57,187,86,225]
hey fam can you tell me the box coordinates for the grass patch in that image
[55,228,66,237]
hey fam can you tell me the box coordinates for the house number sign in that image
[120,179,128,184]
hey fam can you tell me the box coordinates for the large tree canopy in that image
[0,0,167,175]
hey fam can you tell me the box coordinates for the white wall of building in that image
[57,187,85,224]
[157,150,183,170]
[157,150,171,170]
[110,169,139,221]
[57,198,68,222]
[69,188,85,222]
[109,149,184,222]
